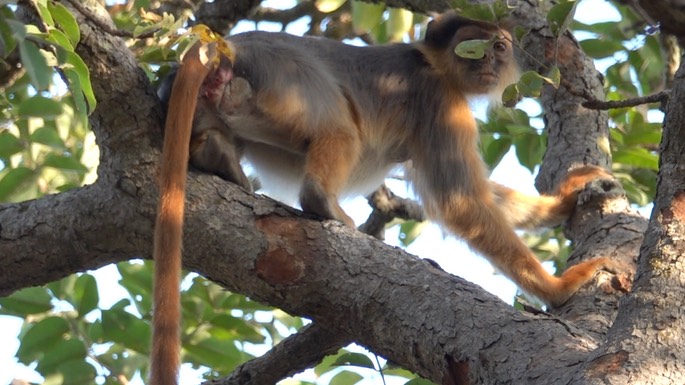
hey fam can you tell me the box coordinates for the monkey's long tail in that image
[151,43,216,385]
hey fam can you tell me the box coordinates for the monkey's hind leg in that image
[299,127,361,227]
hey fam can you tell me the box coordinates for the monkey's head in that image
[201,56,234,104]
[423,12,519,101]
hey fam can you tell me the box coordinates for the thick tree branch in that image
[0,170,625,384]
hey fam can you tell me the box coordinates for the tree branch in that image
[0,171,625,383]
[358,185,426,241]
[211,323,351,385]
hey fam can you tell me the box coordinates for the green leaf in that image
[613,147,659,170]
[491,0,510,20]
[48,2,80,46]
[627,168,656,205]
[34,1,54,27]
[46,28,74,52]
[0,166,37,202]
[56,359,97,385]
[351,0,384,34]
[513,25,528,42]
[386,8,413,42]
[101,307,151,353]
[30,126,66,148]
[481,135,511,168]
[629,35,664,95]
[579,39,625,59]
[454,39,490,59]
[330,370,364,385]
[42,153,88,173]
[74,274,99,318]
[511,127,544,173]
[398,220,428,247]
[61,50,96,113]
[184,333,244,370]
[209,314,266,343]
[0,286,53,315]
[546,66,561,89]
[331,352,376,369]
[6,17,27,40]
[517,71,545,98]
[450,0,496,21]
[620,175,651,206]
[35,338,87,374]
[117,261,154,316]
[46,275,77,306]
[621,121,662,146]
[0,6,19,57]
[63,67,88,114]
[0,131,24,158]
[501,83,520,107]
[18,39,52,90]
[16,316,70,363]
[547,1,577,36]
[18,95,63,119]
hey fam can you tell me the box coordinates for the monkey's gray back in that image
[225,31,442,200]
[228,31,437,139]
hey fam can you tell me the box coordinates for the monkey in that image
[152,13,616,385]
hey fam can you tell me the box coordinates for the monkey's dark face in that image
[201,62,234,104]
[452,25,514,94]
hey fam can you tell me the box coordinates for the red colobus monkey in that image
[152,13,615,385]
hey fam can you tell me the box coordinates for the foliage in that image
[572,3,663,206]
[0,2,95,202]
[0,0,668,384]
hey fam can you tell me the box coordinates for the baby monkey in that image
[153,12,615,385]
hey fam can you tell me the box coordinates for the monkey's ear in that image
[424,11,499,49]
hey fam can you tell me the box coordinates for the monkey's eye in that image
[493,41,507,52]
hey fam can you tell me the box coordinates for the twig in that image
[561,78,669,110]
[581,90,670,110]
[358,185,426,241]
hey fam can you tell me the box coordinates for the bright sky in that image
[0,1,636,384]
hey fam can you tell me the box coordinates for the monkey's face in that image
[452,25,515,94]
[201,61,234,105]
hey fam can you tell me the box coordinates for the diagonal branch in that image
[210,323,351,385]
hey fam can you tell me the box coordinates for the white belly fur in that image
[243,142,397,206]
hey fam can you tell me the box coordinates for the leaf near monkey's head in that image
[454,38,493,59]
[174,25,236,68]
